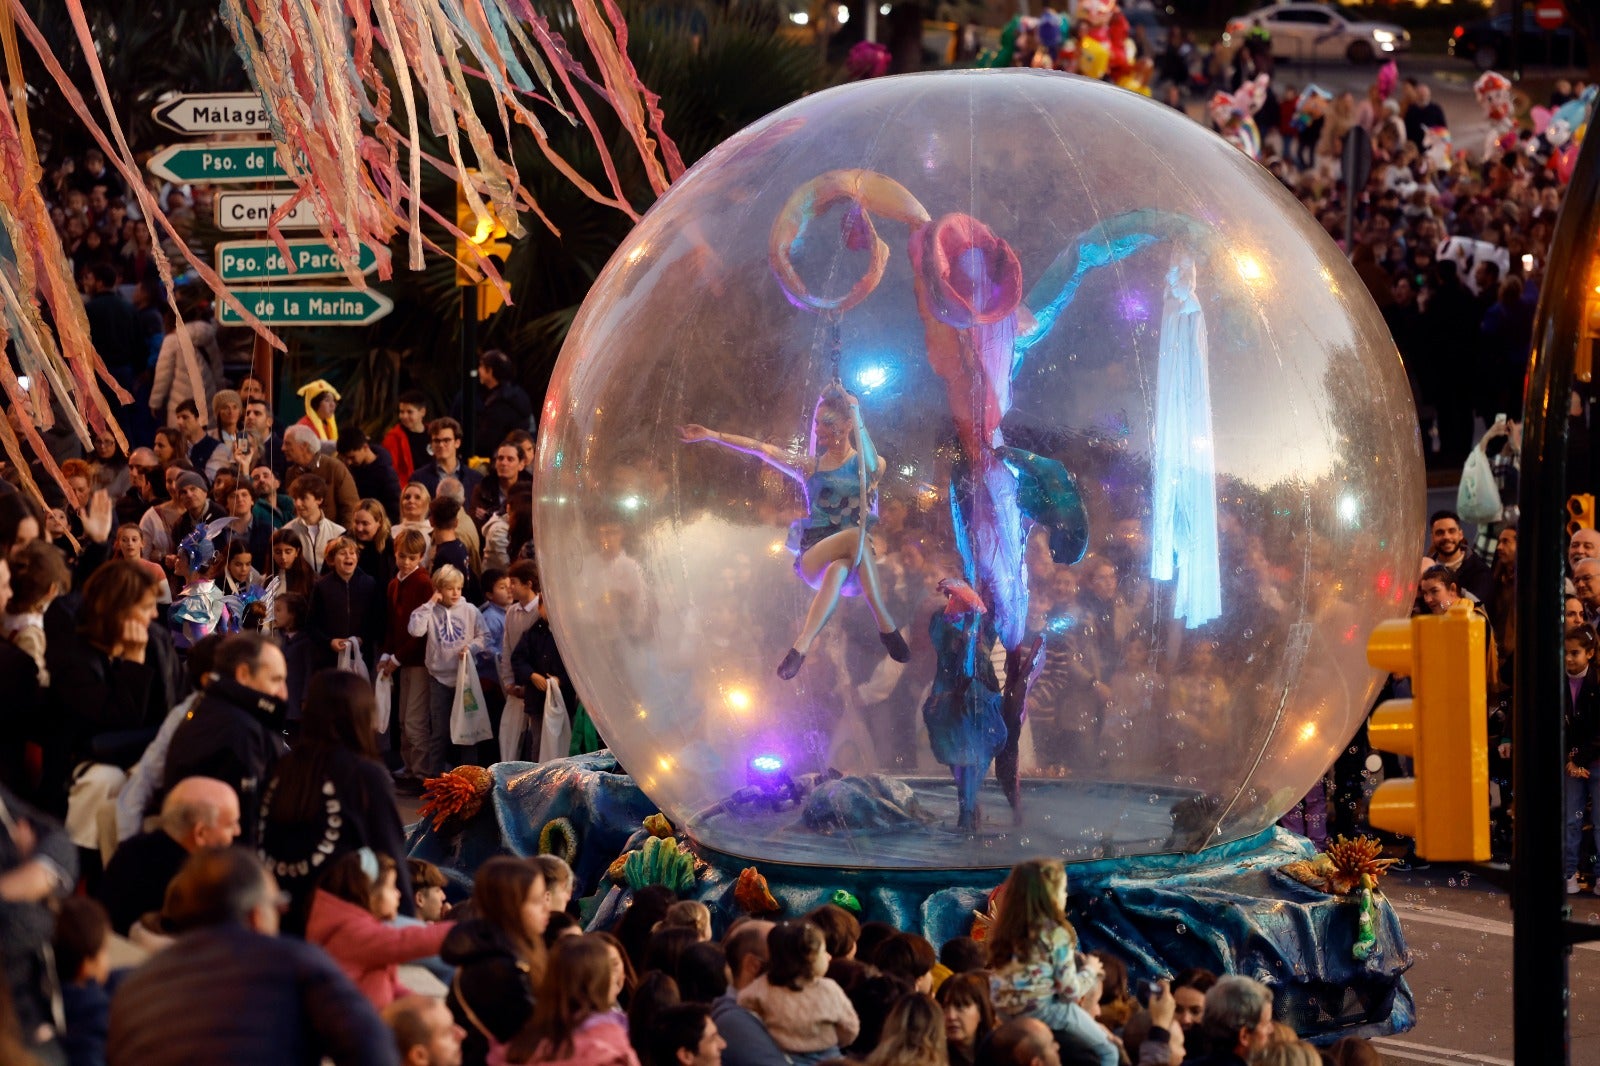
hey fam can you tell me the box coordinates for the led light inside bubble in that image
[534,71,1423,869]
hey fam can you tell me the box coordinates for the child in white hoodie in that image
[406,564,487,774]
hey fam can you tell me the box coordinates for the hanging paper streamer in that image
[219,0,687,289]
[0,0,684,506]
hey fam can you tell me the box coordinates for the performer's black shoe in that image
[880,628,910,662]
[777,648,805,680]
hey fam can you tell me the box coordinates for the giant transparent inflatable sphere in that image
[535,70,1423,869]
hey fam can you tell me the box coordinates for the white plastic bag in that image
[337,637,371,682]
[539,681,571,764]
[498,693,527,763]
[374,658,395,734]
[1457,446,1503,525]
[450,655,493,746]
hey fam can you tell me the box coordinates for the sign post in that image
[212,191,322,232]
[217,288,394,328]
[146,142,295,184]
[1534,2,1567,31]
[151,92,270,136]
[216,239,379,284]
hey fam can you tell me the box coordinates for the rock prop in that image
[800,774,935,834]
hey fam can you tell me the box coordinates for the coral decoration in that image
[643,812,674,838]
[621,836,696,892]
[734,867,780,915]
[1281,835,1398,896]
[538,817,577,863]
[419,765,494,831]
[971,884,1005,942]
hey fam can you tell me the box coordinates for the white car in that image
[1226,3,1410,65]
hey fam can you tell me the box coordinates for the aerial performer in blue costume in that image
[679,382,912,681]
[761,170,1222,829]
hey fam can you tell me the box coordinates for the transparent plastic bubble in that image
[536,70,1423,869]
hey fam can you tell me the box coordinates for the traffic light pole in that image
[1514,101,1600,1066]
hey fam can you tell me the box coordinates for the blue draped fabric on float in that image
[408,753,1414,1044]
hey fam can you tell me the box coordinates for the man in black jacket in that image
[1427,509,1495,606]
[473,349,532,459]
[108,848,396,1065]
[336,428,403,521]
[99,776,241,935]
[161,634,289,847]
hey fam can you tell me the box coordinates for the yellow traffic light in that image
[1364,599,1489,863]
[455,172,513,319]
[1568,494,1595,536]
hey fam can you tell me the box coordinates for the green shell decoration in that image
[829,889,862,915]
[622,835,696,893]
[538,817,578,864]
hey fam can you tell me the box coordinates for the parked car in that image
[1225,3,1410,64]
[1449,12,1588,72]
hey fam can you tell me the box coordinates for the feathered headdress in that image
[178,517,239,571]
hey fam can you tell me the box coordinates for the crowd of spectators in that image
[6,22,1597,1065]
[3,810,1394,1066]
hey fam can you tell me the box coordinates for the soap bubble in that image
[535,70,1422,869]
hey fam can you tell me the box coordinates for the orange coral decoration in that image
[644,813,674,838]
[735,867,780,915]
[418,765,494,832]
[1281,835,1398,896]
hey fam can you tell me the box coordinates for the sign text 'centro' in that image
[219,287,393,327]
[213,191,320,232]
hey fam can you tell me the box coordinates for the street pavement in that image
[1379,868,1600,1063]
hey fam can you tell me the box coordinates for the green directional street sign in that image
[147,141,294,184]
[218,287,393,328]
[216,240,379,284]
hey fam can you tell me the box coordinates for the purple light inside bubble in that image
[750,755,784,774]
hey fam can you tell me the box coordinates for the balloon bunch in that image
[1530,85,1596,184]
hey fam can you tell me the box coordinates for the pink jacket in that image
[305,890,453,1008]
[487,1013,638,1066]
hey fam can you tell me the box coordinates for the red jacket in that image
[382,423,417,487]
[304,890,452,1008]
[385,567,434,666]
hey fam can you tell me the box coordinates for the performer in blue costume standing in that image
[680,383,910,679]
